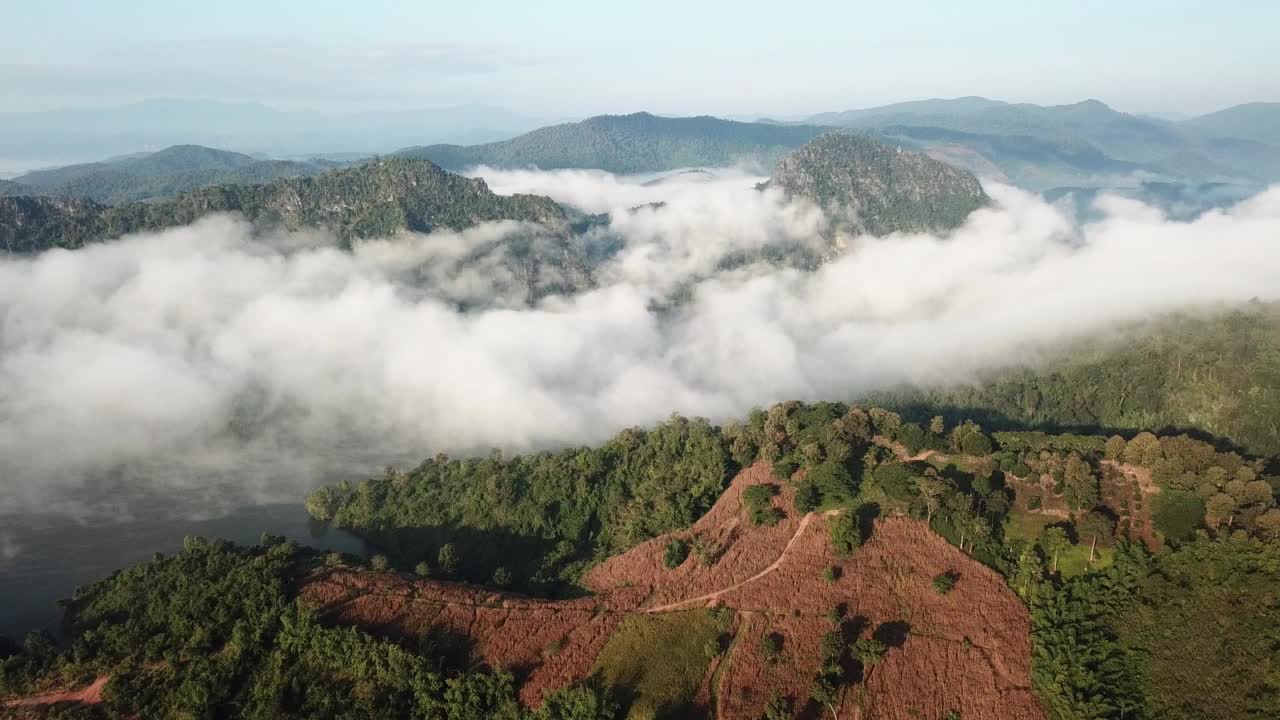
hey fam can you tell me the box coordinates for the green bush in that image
[663,539,691,569]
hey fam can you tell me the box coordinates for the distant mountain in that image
[806,97,1280,188]
[0,178,25,195]
[872,125,1140,190]
[806,96,1007,126]
[1181,102,1280,147]
[13,145,342,204]
[763,133,988,236]
[808,99,1188,164]
[0,99,545,170]
[398,112,829,173]
[1,157,569,251]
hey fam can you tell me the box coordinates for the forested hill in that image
[398,112,829,173]
[0,157,571,254]
[871,304,1280,458]
[8,144,342,204]
[764,133,989,236]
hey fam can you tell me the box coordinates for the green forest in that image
[5,399,1279,719]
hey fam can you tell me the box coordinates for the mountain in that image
[0,99,545,170]
[0,178,25,195]
[12,145,343,204]
[763,133,988,236]
[0,157,569,250]
[398,112,829,173]
[873,124,1141,190]
[1181,102,1280,147]
[806,95,1008,126]
[808,99,1189,165]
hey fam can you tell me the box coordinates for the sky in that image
[1,0,1276,118]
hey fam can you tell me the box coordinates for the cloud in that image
[3,170,1279,516]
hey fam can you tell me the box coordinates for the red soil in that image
[302,461,1044,719]
[4,675,109,709]
[300,569,619,706]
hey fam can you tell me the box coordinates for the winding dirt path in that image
[644,510,836,613]
[3,676,109,708]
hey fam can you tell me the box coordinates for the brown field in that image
[3,675,109,712]
[300,461,1045,719]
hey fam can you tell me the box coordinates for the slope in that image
[303,461,1044,720]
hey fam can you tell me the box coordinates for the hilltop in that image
[10,144,342,204]
[764,133,989,236]
[7,400,1277,719]
[399,112,829,173]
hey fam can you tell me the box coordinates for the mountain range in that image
[0,99,547,170]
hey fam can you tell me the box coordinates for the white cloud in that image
[2,172,1279,515]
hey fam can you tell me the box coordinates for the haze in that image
[3,1,1276,117]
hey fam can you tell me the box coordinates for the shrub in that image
[1026,493,1043,510]
[414,561,431,577]
[492,566,513,587]
[663,538,691,569]
[369,554,389,571]
[436,543,459,576]
[932,572,957,594]
[823,566,840,583]
[772,457,800,480]
[761,633,782,662]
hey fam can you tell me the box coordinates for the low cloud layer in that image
[3,169,1280,515]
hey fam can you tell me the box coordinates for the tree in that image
[437,543,460,576]
[794,481,821,514]
[1123,431,1160,466]
[1153,490,1207,541]
[533,680,620,720]
[854,638,887,667]
[916,473,949,522]
[1075,511,1117,561]
[1104,435,1127,461]
[1062,454,1100,510]
[414,561,431,577]
[896,423,926,455]
[1009,546,1044,599]
[930,416,946,435]
[1039,526,1071,574]
[1256,508,1280,538]
[1206,493,1239,529]
[829,510,861,557]
[960,432,993,457]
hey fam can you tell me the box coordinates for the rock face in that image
[765,132,989,236]
[0,157,570,254]
[0,157,588,304]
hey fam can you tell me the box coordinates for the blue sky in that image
[2,0,1276,116]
